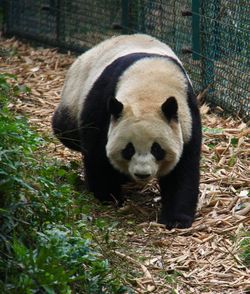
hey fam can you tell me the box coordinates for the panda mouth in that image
[132,173,153,183]
[134,173,151,180]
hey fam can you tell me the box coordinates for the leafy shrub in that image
[0,74,130,293]
[240,232,250,268]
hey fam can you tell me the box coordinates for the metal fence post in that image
[202,0,221,92]
[192,0,200,60]
[122,0,129,34]
[56,0,65,47]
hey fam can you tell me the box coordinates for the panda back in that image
[60,34,183,119]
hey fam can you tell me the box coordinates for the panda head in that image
[106,97,184,182]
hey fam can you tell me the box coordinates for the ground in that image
[1,36,249,293]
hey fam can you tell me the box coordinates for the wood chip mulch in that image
[1,36,249,294]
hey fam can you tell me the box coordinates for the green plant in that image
[0,74,131,293]
[3,226,128,294]
[240,232,250,267]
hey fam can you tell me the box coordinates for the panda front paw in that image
[159,214,193,230]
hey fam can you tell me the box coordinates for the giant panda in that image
[52,34,202,229]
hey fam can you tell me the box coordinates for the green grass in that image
[0,73,131,293]
[240,232,250,268]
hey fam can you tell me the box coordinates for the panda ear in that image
[161,96,178,121]
[108,98,123,119]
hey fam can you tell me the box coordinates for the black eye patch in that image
[122,142,135,160]
[151,142,166,161]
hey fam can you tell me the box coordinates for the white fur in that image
[116,57,192,143]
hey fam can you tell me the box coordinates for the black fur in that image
[109,98,123,119]
[159,83,202,229]
[161,96,178,121]
[52,106,81,152]
[53,52,202,228]
[122,143,135,160]
[151,142,166,161]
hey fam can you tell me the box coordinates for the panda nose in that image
[134,173,151,180]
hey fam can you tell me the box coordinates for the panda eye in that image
[122,143,135,160]
[151,142,166,161]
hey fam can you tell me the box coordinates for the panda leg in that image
[83,154,124,205]
[159,144,200,229]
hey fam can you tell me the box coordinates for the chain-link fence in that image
[3,0,249,120]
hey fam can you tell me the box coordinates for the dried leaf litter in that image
[1,37,249,293]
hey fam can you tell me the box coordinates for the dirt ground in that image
[1,36,249,293]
